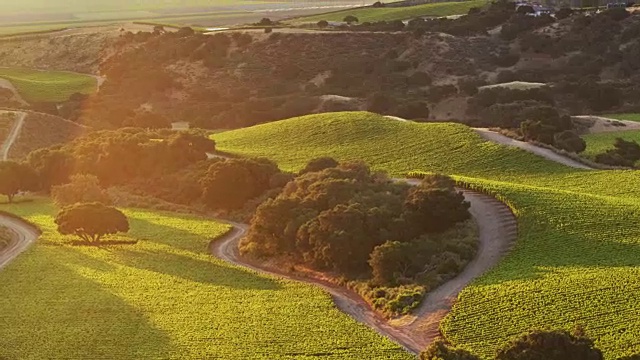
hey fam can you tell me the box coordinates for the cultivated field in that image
[0,1,368,34]
[290,0,489,23]
[581,130,640,160]
[214,111,640,358]
[0,68,96,103]
[0,199,411,359]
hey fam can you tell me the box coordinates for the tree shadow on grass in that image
[0,246,173,359]
[106,217,282,290]
[113,246,283,291]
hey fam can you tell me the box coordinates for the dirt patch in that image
[573,115,640,134]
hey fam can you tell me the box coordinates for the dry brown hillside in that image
[7,112,86,159]
[0,26,143,73]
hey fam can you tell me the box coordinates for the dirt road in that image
[474,128,593,170]
[211,185,517,354]
[1,111,26,160]
[573,115,640,134]
[0,214,39,270]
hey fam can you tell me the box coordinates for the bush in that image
[595,138,640,167]
[300,157,339,175]
[52,174,112,207]
[420,340,480,360]
[317,20,329,28]
[403,187,470,235]
[396,101,430,120]
[369,241,414,285]
[344,15,359,24]
[0,161,37,203]
[495,328,603,360]
[556,7,573,20]
[516,5,535,15]
[55,203,129,243]
[554,130,586,153]
[201,158,282,210]
[521,119,555,144]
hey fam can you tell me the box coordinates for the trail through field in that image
[0,214,39,270]
[212,185,517,354]
[0,79,28,105]
[0,111,26,160]
[474,128,593,170]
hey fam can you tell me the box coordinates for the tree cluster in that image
[421,328,605,360]
[242,160,472,311]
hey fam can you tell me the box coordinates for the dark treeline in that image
[422,327,638,360]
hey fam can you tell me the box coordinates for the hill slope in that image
[6,111,86,160]
[215,111,640,359]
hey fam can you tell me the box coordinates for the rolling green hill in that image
[214,111,640,358]
[290,0,489,24]
[0,68,97,103]
[0,199,411,359]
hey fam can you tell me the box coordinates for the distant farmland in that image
[291,0,489,23]
[0,0,369,34]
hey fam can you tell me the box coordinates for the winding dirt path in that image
[211,185,517,354]
[0,214,39,270]
[474,128,593,170]
[1,111,26,161]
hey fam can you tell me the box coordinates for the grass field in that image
[214,111,640,358]
[290,0,489,23]
[581,130,640,159]
[0,198,411,359]
[0,68,97,103]
[603,113,640,122]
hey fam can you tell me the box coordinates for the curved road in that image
[0,215,39,270]
[211,185,517,354]
[0,182,516,354]
[474,128,593,170]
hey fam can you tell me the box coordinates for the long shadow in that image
[114,246,282,291]
[0,246,173,359]
[112,216,282,291]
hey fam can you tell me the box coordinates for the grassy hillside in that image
[581,130,640,159]
[0,199,411,359]
[291,0,489,23]
[0,68,97,103]
[214,111,640,359]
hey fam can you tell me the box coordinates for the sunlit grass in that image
[0,198,411,359]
